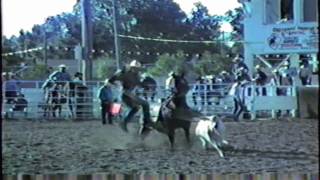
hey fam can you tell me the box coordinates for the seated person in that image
[11,93,28,112]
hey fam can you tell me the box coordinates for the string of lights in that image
[2,34,263,57]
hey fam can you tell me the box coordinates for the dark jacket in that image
[109,68,142,91]
[97,85,113,103]
[254,70,268,85]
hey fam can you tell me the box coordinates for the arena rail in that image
[2,80,302,120]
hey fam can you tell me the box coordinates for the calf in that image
[195,116,228,157]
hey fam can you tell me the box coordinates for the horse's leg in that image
[168,128,175,150]
[52,105,56,118]
[233,98,240,121]
[183,124,191,144]
[58,105,62,118]
[68,98,74,117]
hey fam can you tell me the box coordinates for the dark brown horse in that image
[151,73,204,149]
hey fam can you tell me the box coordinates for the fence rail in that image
[2,80,300,120]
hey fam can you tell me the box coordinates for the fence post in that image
[249,84,256,120]
[270,85,276,119]
[203,84,207,116]
[290,86,297,118]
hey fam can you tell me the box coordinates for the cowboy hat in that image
[104,78,109,85]
[220,70,227,75]
[58,64,67,68]
[129,60,142,68]
[283,61,289,66]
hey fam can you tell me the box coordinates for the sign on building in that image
[266,26,318,52]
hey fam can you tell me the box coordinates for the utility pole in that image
[81,0,93,81]
[43,30,48,74]
[112,0,121,70]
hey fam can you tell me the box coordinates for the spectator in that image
[298,63,312,86]
[97,79,114,125]
[231,55,249,78]
[252,65,268,96]
[165,71,175,94]
[140,73,157,102]
[219,70,233,83]
[12,93,28,112]
[5,73,21,104]
[236,67,251,83]
[192,76,202,106]
[279,61,293,86]
[70,72,86,97]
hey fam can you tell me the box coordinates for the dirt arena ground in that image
[2,118,319,175]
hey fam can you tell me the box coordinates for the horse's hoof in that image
[119,121,129,132]
[139,126,152,136]
[222,140,229,145]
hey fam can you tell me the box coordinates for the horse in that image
[150,73,205,149]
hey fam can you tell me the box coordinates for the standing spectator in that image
[277,61,294,101]
[279,61,293,86]
[219,71,233,83]
[252,65,268,96]
[141,73,157,102]
[298,63,312,86]
[97,79,114,125]
[11,94,28,113]
[69,72,86,117]
[165,71,175,94]
[231,55,249,79]
[192,76,202,106]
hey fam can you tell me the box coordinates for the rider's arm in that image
[48,71,59,80]
[108,70,123,84]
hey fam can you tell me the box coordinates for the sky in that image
[2,0,241,37]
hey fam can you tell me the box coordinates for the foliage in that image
[194,51,233,76]
[2,0,244,80]
[148,51,185,77]
[23,64,47,80]
[94,55,118,80]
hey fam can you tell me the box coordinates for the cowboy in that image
[108,60,152,135]
[97,79,114,125]
[48,64,72,88]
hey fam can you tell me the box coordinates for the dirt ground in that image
[2,118,319,175]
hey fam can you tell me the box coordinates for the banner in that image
[267,26,318,51]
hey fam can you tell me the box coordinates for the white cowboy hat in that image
[129,60,142,68]
[168,71,174,76]
[58,64,67,68]
[104,78,109,85]
[220,70,227,75]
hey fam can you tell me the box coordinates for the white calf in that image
[195,116,228,158]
